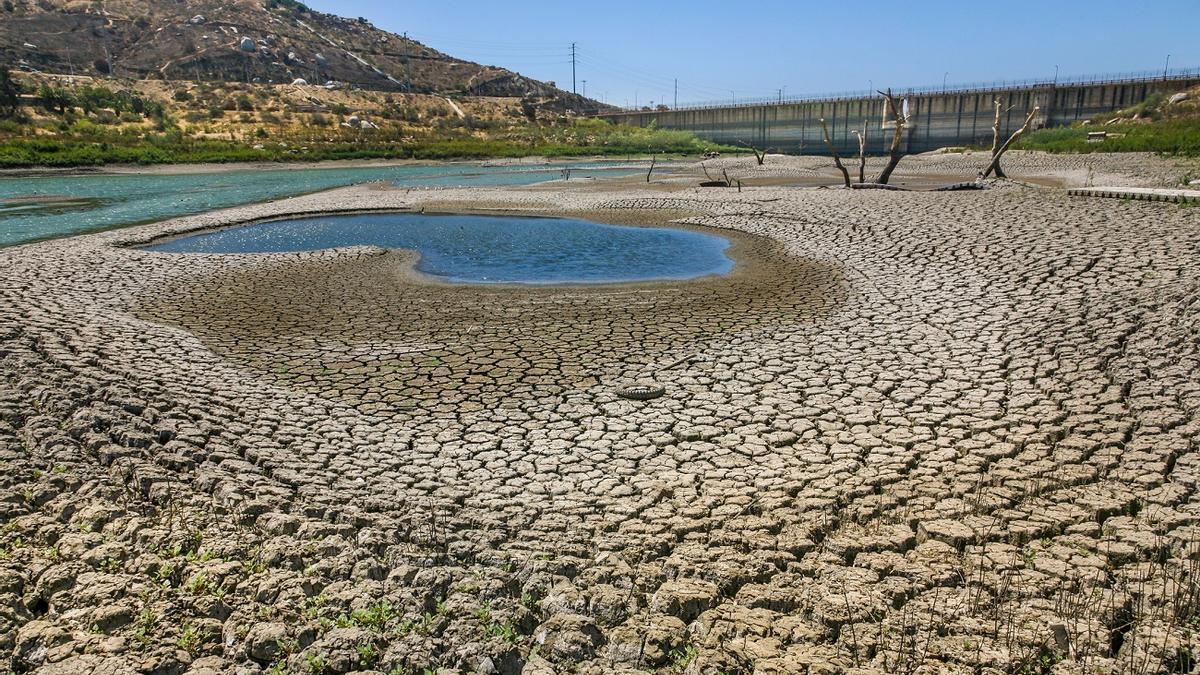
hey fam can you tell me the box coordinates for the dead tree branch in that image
[852,122,868,184]
[981,106,1039,180]
[819,118,851,187]
[988,99,1016,178]
[876,89,908,185]
[646,154,657,183]
[740,142,769,165]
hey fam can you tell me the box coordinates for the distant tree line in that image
[0,67,22,118]
[0,68,166,122]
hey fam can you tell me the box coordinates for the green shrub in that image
[1018,119,1200,156]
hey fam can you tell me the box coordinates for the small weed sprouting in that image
[305,651,328,674]
[667,644,699,672]
[335,600,400,632]
[133,606,158,645]
[176,623,200,654]
[356,643,379,668]
[154,561,178,586]
[183,571,209,595]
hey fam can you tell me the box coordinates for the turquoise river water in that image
[0,161,636,247]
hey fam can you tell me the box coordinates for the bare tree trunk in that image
[745,144,767,165]
[876,89,907,185]
[646,154,656,183]
[981,106,1039,180]
[819,118,851,187]
[852,123,867,184]
[989,99,1010,179]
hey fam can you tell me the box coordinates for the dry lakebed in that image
[1,152,1199,674]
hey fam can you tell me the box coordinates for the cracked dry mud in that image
[1,152,1199,675]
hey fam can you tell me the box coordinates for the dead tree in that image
[988,99,1015,178]
[876,89,909,185]
[646,154,657,183]
[981,106,1039,180]
[852,122,868,184]
[818,118,851,187]
[740,143,769,165]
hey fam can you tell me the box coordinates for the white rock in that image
[291,78,307,86]
[189,15,205,25]
[1169,92,1189,104]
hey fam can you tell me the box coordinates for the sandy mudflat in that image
[1,151,1199,674]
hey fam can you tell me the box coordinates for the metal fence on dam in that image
[597,71,1200,155]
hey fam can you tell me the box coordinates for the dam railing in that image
[598,66,1200,115]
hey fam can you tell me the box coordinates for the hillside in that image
[0,0,597,110]
[1017,85,1200,156]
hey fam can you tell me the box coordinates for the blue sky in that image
[305,0,1200,108]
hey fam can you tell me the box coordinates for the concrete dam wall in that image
[598,74,1200,155]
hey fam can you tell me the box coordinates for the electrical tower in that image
[570,43,577,95]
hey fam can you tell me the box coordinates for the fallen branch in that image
[850,182,907,191]
[980,106,1039,179]
[819,118,851,187]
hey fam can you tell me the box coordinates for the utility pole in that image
[570,42,576,94]
[674,79,677,109]
[1164,54,1171,80]
[582,80,586,98]
[403,32,411,92]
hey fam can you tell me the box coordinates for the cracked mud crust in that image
[1,151,1199,674]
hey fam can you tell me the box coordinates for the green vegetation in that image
[0,66,728,167]
[0,117,726,168]
[1016,119,1200,156]
[1017,88,1200,156]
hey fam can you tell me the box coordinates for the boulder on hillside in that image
[239,37,255,52]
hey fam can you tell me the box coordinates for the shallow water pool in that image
[146,212,734,284]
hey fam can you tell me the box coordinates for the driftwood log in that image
[819,118,851,187]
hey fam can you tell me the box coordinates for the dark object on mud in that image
[616,383,666,400]
[699,180,730,188]
[933,182,985,191]
[850,183,907,191]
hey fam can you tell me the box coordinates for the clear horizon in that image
[304,0,1200,107]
